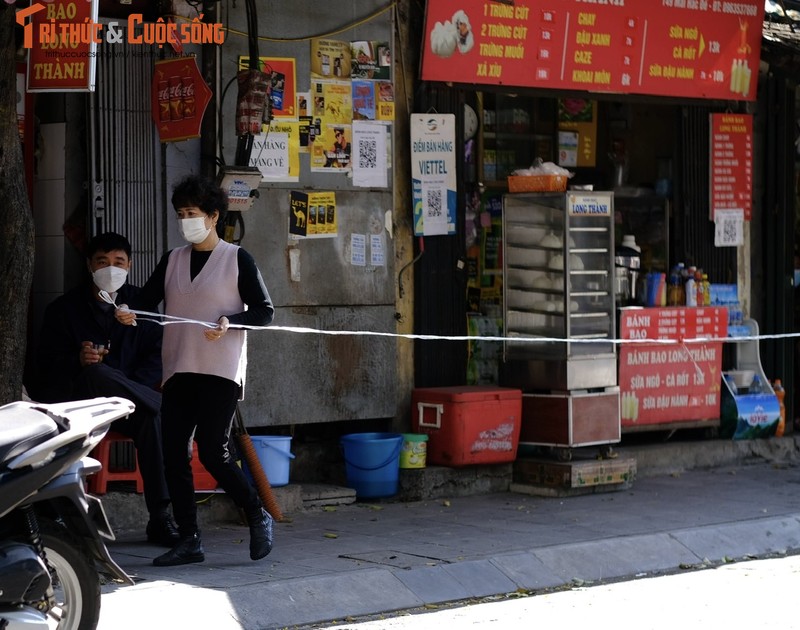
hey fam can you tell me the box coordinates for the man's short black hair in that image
[86,232,131,259]
[171,175,228,226]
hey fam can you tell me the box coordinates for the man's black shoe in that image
[153,533,205,566]
[146,515,180,547]
[248,508,274,561]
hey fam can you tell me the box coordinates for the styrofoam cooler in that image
[411,386,522,467]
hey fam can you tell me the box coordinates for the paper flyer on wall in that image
[248,121,300,182]
[311,80,353,126]
[310,39,352,79]
[350,41,391,80]
[297,91,311,153]
[311,124,352,172]
[352,80,377,121]
[351,234,367,266]
[352,121,388,188]
[289,191,337,238]
[714,208,744,247]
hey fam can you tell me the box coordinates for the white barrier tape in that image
[100,290,800,346]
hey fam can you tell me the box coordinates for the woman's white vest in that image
[162,240,246,388]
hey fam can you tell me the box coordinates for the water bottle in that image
[750,374,764,394]
[685,275,697,307]
[724,373,738,395]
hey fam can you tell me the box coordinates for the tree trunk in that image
[0,6,35,405]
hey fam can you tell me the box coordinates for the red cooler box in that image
[411,386,522,467]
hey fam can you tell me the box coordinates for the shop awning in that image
[762,1,800,76]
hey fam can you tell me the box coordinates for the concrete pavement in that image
[97,438,800,629]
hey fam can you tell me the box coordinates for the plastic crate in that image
[507,174,568,192]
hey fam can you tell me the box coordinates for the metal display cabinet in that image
[500,192,620,458]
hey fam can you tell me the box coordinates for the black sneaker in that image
[146,514,180,547]
[248,508,274,561]
[153,533,205,567]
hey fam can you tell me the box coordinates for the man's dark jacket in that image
[33,282,162,403]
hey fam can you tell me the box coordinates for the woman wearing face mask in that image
[116,175,275,567]
[31,232,178,547]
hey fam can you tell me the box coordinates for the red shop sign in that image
[618,307,728,429]
[27,0,99,92]
[150,57,212,143]
[421,0,763,101]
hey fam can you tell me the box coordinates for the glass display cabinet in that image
[500,192,620,456]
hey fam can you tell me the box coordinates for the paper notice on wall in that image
[353,121,388,188]
[351,233,367,266]
[370,234,386,266]
[250,131,290,180]
[714,208,744,247]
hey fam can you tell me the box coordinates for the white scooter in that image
[0,396,135,630]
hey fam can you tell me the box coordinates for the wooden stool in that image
[87,430,144,495]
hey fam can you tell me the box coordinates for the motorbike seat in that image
[0,403,58,468]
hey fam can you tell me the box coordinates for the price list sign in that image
[618,307,728,429]
[421,0,764,102]
[710,113,753,221]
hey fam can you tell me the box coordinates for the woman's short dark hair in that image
[171,175,228,223]
[86,232,131,259]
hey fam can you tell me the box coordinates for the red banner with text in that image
[619,307,727,429]
[421,0,764,101]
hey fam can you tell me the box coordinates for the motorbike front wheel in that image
[40,521,101,630]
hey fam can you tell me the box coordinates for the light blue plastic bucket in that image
[245,436,295,487]
[340,432,403,499]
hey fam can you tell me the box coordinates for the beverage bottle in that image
[701,273,711,306]
[676,264,686,304]
[724,373,738,395]
[685,274,697,306]
[694,270,704,306]
[750,374,764,394]
[773,379,786,437]
[667,270,681,306]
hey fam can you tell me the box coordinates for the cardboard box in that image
[411,386,522,467]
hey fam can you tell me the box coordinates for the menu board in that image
[618,307,728,429]
[710,113,753,221]
[421,0,763,101]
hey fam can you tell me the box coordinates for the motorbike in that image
[0,396,136,630]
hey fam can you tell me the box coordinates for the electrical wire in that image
[222,2,396,43]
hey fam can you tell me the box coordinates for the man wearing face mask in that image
[116,175,275,567]
[32,232,179,547]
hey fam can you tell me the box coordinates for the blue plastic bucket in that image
[244,436,295,487]
[340,432,403,499]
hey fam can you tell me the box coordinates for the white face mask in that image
[92,266,128,293]
[179,217,211,244]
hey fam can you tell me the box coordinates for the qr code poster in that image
[714,208,744,247]
[352,121,388,188]
[411,114,457,236]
